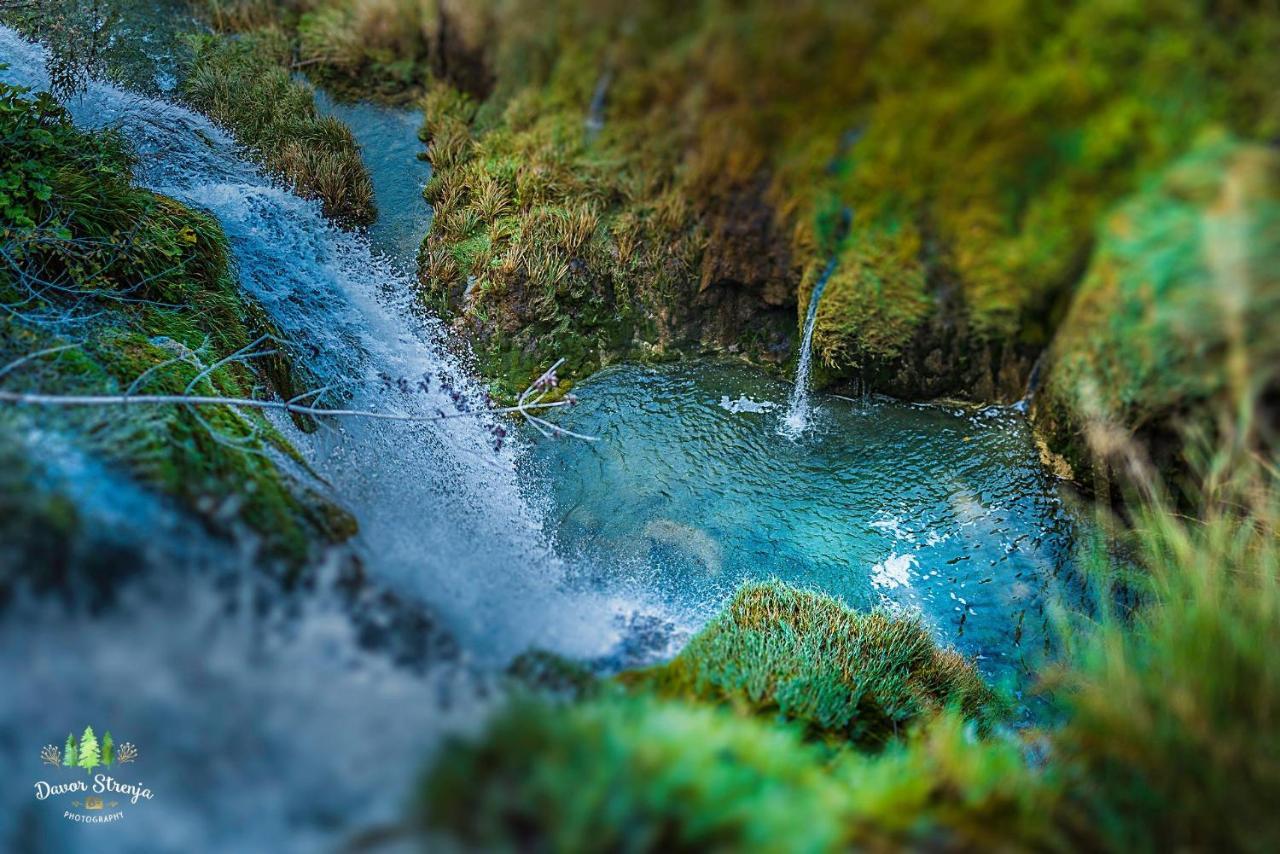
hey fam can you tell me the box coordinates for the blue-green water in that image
[537,361,1083,684]
[312,88,432,259]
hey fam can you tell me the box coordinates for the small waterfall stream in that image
[781,258,837,437]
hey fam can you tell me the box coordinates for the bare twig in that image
[0,344,596,442]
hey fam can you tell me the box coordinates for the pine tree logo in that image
[77,727,100,774]
[48,728,136,772]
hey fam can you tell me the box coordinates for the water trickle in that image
[781,257,837,438]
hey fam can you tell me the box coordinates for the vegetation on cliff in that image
[1035,135,1280,487]
[396,0,1278,407]
[0,80,354,580]
[180,32,376,227]
[178,2,1279,452]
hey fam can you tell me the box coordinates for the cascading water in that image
[780,258,837,438]
[0,27,666,852]
[0,26,636,661]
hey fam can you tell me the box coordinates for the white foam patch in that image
[870,552,918,590]
[717,395,777,414]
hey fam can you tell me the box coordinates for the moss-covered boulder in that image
[620,581,1004,749]
[1034,135,1280,483]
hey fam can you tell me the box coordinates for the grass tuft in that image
[621,581,1004,749]
[179,32,376,228]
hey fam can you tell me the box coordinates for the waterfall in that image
[0,27,662,852]
[1,27,630,660]
[780,258,837,438]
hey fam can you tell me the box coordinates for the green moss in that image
[1036,135,1280,479]
[421,694,851,853]
[621,581,1004,749]
[1,80,354,571]
[178,31,376,227]
[811,221,932,368]
[418,693,1058,852]
[804,0,1278,391]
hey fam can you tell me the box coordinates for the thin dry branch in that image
[0,344,596,442]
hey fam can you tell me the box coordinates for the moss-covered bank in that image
[399,0,1278,403]
[1034,136,1280,487]
[0,80,355,583]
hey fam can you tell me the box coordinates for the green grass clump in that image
[1,80,354,570]
[418,694,1056,852]
[421,694,851,853]
[179,31,376,227]
[621,581,1004,749]
[1036,134,1280,481]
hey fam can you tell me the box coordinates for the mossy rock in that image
[1034,134,1280,484]
[620,581,1005,749]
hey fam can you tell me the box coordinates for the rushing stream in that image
[0,27,663,853]
[2,24,1081,852]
